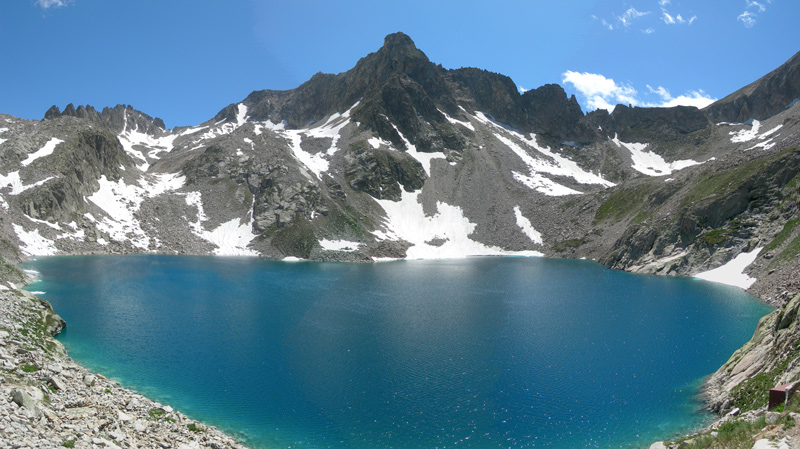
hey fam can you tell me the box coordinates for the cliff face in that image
[705,51,800,124]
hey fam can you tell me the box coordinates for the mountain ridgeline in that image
[2,32,800,425]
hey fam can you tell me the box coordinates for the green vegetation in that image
[62,440,75,448]
[148,407,175,423]
[187,423,205,433]
[730,342,800,411]
[21,364,39,373]
[552,238,587,253]
[594,181,660,224]
[762,218,800,254]
[773,233,800,267]
[681,147,800,208]
[699,229,729,246]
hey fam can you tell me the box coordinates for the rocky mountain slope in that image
[2,32,800,445]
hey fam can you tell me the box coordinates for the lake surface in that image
[23,255,771,449]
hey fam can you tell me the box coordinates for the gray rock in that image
[82,374,96,387]
[10,389,43,420]
[766,411,781,425]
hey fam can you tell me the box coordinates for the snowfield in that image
[694,247,762,289]
[374,190,542,259]
[611,135,702,176]
[21,138,63,167]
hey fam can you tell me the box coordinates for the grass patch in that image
[594,181,660,223]
[187,423,205,433]
[762,218,800,254]
[699,228,729,246]
[681,148,800,208]
[772,233,800,267]
[21,364,39,373]
[552,238,587,253]
[62,440,75,448]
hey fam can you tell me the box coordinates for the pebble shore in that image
[0,289,250,449]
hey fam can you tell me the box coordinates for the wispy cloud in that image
[36,0,72,9]
[738,0,771,28]
[597,1,696,33]
[562,71,716,112]
[618,7,650,27]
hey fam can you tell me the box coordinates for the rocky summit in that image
[1,32,800,447]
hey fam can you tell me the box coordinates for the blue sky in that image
[2,0,798,128]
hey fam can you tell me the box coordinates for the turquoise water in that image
[24,255,771,449]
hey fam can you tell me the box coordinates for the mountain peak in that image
[377,32,429,67]
[382,32,417,51]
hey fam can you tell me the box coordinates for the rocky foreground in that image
[0,288,249,449]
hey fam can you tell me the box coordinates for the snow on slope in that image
[514,206,543,245]
[474,112,613,195]
[88,173,185,250]
[0,171,56,196]
[282,104,357,179]
[694,247,762,289]
[13,224,57,256]
[611,135,702,176]
[0,127,7,145]
[320,239,363,252]
[387,122,447,176]
[374,190,542,259]
[726,120,783,150]
[184,192,258,256]
[21,138,63,167]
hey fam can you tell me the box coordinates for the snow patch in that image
[21,138,63,167]
[87,173,185,250]
[474,112,613,195]
[387,122,445,176]
[235,104,248,126]
[283,104,357,178]
[0,171,56,195]
[374,190,542,259]
[13,224,57,256]
[513,206,542,244]
[694,247,762,289]
[611,135,702,176]
[24,214,61,230]
[183,192,258,256]
[439,109,475,131]
[319,239,362,252]
[729,120,761,143]
[119,110,179,170]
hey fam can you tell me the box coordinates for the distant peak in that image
[383,32,416,50]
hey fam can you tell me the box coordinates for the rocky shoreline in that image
[0,288,250,449]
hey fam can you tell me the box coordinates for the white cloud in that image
[597,2,695,31]
[738,10,757,27]
[563,71,717,112]
[646,86,716,108]
[747,0,767,12]
[661,5,696,25]
[739,0,771,28]
[562,71,638,112]
[618,7,650,27]
[36,0,71,8]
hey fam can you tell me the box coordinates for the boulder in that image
[10,388,43,420]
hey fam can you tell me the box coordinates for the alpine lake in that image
[23,255,771,449]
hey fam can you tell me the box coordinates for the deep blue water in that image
[23,255,771,449]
